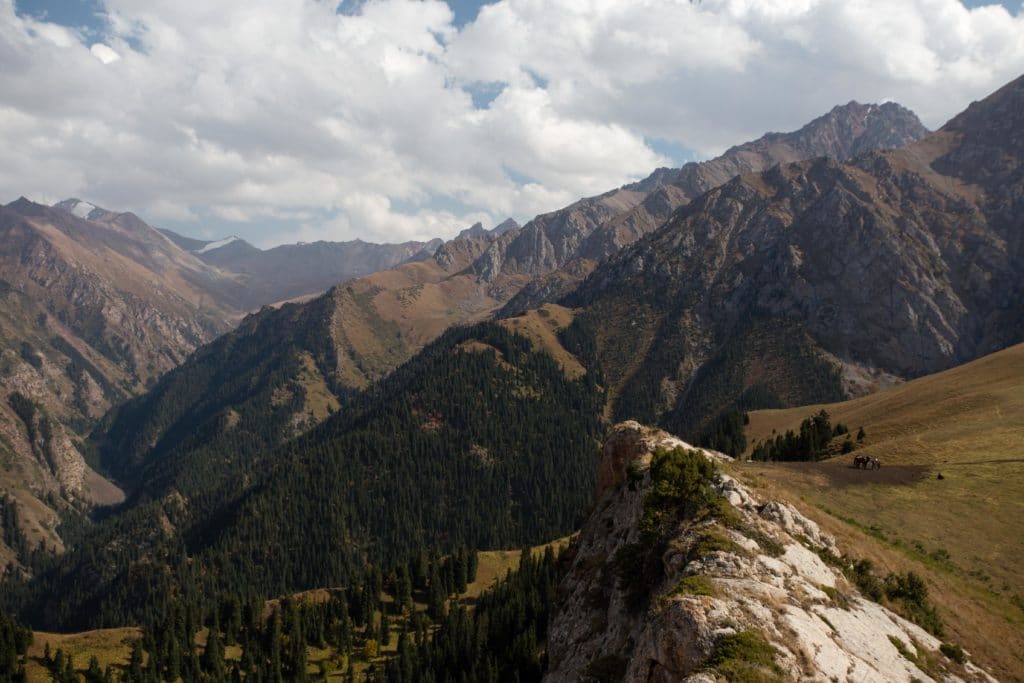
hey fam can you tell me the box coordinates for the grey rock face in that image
[565,77,1024,434]
[500,100,931,316]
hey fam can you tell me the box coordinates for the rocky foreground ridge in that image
[545,422,995,683]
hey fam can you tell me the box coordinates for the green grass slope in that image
[735,342,1024,680]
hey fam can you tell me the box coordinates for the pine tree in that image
[284,601,307,682]
[266,609,283,683]
[202,626,226,681]
[467,550,479,585]
[128,641,144,681]
[453,548,468,594]
[85,655,104,683]
[378,614,390,649]
[396,566,413,613]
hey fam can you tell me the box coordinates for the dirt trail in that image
[772,461,929,488]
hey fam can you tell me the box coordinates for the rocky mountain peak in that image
[53,197,106,221]
[455,221,488,240]
[719,98,930,167]
[561,74,1024,437]
[931,72,1024,186]
[491,217,520,235]
[6,196,46,216]
[546,422,996,682]
[454,218,521,242]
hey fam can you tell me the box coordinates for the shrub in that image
[884,572,943,636]
[626,460,645,489]
[851,565,944,636]
[847,559,883,601]
[690,527,743,560]
[820,585,850,609]
[675,575,717,597]
[640,446,720,535]
[940,642,966,664]
[613,542,659,613]
[614,447,731,613]
[889,635,916,662]
[742,525,784,557]
[705,629,783,682]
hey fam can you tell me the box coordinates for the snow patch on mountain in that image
[195,236,244,254]
[57,198,99,219]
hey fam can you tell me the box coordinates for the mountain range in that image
[0,199,447,558]
[159,226,443,309]
[564,74,1024,436]
[62,98,931,508]
[1,73,1023,681]
[0,94,937,616]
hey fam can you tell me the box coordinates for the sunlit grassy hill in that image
[733,342,1024,680]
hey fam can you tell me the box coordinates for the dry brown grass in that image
[733,342,1024,680]
[25,627,141,682]
[498,305,586,379]
[294,351,341,422]
[462,535,573,600]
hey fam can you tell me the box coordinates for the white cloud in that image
[0,0,1023,246]
[90,42,120,63]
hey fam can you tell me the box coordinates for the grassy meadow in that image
[732,342,1024,680]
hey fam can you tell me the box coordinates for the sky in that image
[2,0,1024,247]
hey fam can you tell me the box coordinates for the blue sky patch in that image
[463,81,506,109]
[644,137,700,168]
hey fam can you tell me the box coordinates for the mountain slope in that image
[546,422,997,682]
[0,198,248,565]
[739,342,1024,679]
[563,74,1024,438]
[502,100,930,314]
[0,196,457,568]
[186,233,444,308]
[299,100,930,391]
[82,99,929,509]
[21,321,605,629]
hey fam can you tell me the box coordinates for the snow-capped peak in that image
[55,198,99,219]
[194,236,242,254]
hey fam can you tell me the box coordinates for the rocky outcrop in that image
[546,422,996,683]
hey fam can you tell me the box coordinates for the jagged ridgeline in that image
[561,74,1024,443]
[13,322,605,630]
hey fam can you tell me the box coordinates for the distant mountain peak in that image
[456,222,488,240]
[735,98,930,162]
[53,197,107,221]
[492,218,520,235]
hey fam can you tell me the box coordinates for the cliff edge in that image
[545,421,996,683]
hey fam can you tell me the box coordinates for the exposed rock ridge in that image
[559,76,1024,436]
[545,422,996,683]
[500,100,930,315]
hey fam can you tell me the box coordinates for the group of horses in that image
[853,454,881,470]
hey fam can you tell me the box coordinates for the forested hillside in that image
[8,323,604,631]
